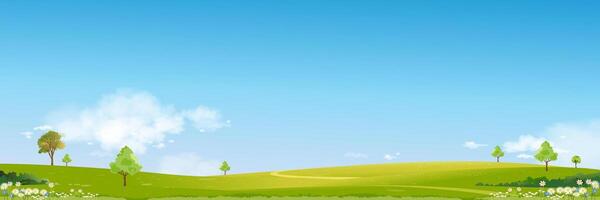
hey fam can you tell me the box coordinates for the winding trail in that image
[270,171,358,180]
[373,185,493,195]
[269,171,493,195]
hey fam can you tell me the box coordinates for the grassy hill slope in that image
[0,162,597,200]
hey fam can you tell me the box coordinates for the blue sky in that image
[1,1,600,175]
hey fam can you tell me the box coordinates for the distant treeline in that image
[477,173,600,187]
[0,171,47,185]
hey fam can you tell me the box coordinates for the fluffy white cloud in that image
[20,131,33,139]
[185,106,230,132]
[463,141,487,149]
[503,120,600,168]
[517,154,533,159]
[503,135,546,153]
[46,90,228,154]
[344,152,368,159]
[159,153,221,176]
[383,152,400,161]
[33,125,53,131]
[543,120,600,168]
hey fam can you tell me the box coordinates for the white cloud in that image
[344,152,368,159]
[20,131,33,139]
[542,120,600,168]
[159,153,221,176]
[503,135,546,153]
[463,141,488,149]
[185,106,230,132]
[154,143,166,149]
[503,119,600,168]
[517,154,533,159]
[384,154,397,161]
[46,90,228,154]
[33,125,53,131]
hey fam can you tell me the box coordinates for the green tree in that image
[37,131,66,166]
[571,155,581,168]
[62,154,72,166]
[491,146,505,163]
[109,146,142,187]
[535,141,558,171]
[220,161,231,175]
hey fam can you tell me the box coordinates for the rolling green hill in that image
[0,162,597,200]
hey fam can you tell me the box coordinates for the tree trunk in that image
[545,161,549,171]
[49,152,54,166]
[224,171,227,175]
[497,157,500,163]
[123,174,127,187]
[575,163,578,168]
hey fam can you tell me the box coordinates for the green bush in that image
[0,170,47,185]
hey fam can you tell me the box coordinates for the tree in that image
[62,154,72,166]
[37,131,66,166]
[220,161,231,175]
[491,146,505,163]
[535,141,558,172]
[109,146,142,187]
[571,155,581,168]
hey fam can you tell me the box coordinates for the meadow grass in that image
[149,197,460,200]
[0,162,597,200]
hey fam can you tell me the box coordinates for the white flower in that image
[517,187,522,192]
[15,182,21,187]
[32,188,39,195]
[557,187,564,194]
[0,183,7,190]
[48,182,55,188]
[579,187,588,194]
[564,187,573,195]
[78,189,83,193]
[592,181,600,189]
[17,193,24,198]
[507,187,513,192]
[70,189,75,193]
[547,188,556,195]
[573,192,581,197]
[25,188,33,195]
[40,189,48,196]
[586,179,593,185]
[577,179,584,185]
[11,189,20,195]
[540,181,546,187]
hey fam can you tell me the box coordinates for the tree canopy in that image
[491,146,505,163]
[37,131,66,166]
[110,146,142,187]
[62,154,72,166]
[220,161,231,175]
[535,141,558,171]
[571,155,581,168]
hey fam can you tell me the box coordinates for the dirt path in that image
[270,171,358,180]
[270,171,492,195]
[374,185,493,195]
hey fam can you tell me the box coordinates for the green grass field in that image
[0,162,597,200]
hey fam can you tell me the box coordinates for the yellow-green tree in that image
[37,131,66,166]
[535,141,558,171]
[110,146,142,187]
[62,154,72,166]
[571,155,581,168]
[491,146,505,163]
[220,161,231,175]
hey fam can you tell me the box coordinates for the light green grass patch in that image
[0,162,596,199]
[150,197,461,200]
